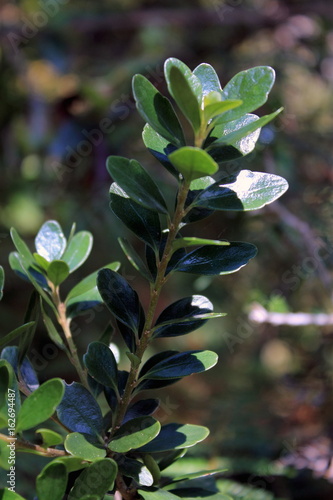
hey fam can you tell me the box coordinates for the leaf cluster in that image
[0,58,288,500]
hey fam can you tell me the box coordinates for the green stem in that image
[50,286,89,389]
[110,178,191,435]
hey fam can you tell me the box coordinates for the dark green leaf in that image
[173,242,257,275]
[65,261,120,319]
[146,233,186,280]
[164,58,202,132]
[118,237,153,282]
[0,360,20,426]
[16,378,64,432]
[110,182,161,250]
[84,341,118,391]
[36,461,68,500]
[68,458,117,500]
[117,456,154,486]
[124,399,159,423]
[139,350,218,380]
[116,321,137,353]
[220,66,276,122]
[109,416,161,453]
[36,428,64,447]
[193,170,289,211]
[142,124,179,178]
[193,63,222,96]
[65,432,106,461]
[0,266,4,301]
[57,382,104,438]
[35,220,66,261]
[153,295,225,338]
[136,352,181,392]
[62,231,93,272]
[107,156,167,213]
[97,269,143,333]
[0,322,36,349]
[47,260,70,286]
[169,147,218,182]
[132,74,185,147]
[138,423,209,453]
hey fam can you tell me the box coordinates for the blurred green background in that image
[1,0,333,498]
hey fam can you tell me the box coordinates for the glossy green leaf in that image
[140,350,217,380]
[118,237,153,282]
[206,114,262,162]
[138,423,210,453]
[107,156,167,213]
[169,468,227,484]
[1,345,37,395]
[62,231,93,272]
[117,456,154,486]
[47,260,70,286]
[40,300,66,350]
[173,242,257,275]
[132,74,185,147]
[35,220,66,261]
[164,58,202,132]
[33,253,49,271]
[36,461,67,500]
[142,124,179,178]
[193,170,289,211]
[211,109,283,148]
[68,458,117,500]
[220,66,276,122]
[65,261,120,318]
[153,295,225,338]
[36,428,64,447]
[109,416,161,453]
[0,266,4,301]
[139,489,181,500]
[83,341,118,391]
[16,378,64,432]
[169,147,218,182]
[193,63,222,96]
[110,182,161,250]
[65,432,106,461]
[0,322,36,349]
[97,268,143,333]
[57,382,104,438]
[172,237,229,252]
[204,99,242,122]
[0,489,26,500]
[10,227,35,265]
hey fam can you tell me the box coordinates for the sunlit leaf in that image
[169,147,218,182]
[65,432,106,461]
[62,231,93,272]
[109,416,161,453]
[138,423,210,453]
[35,220,66,262]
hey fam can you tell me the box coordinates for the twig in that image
[249,302,333,327]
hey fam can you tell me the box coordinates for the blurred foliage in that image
[1,0,333,498]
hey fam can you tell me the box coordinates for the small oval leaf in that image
[36,461,68,500]
[68,458,117,500]
[169,147,218,182]
[16,378,64,432]
[84,341,118,391]
[62,231,93,272]
[47,260,70,286]
[109,416,161,453]
[138,423,209,453]
[35,220,67,261]
[65,432,106,461]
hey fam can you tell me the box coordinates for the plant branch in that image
[0,432,67,457]
[110,178,191,435]
[50,286,89,389]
